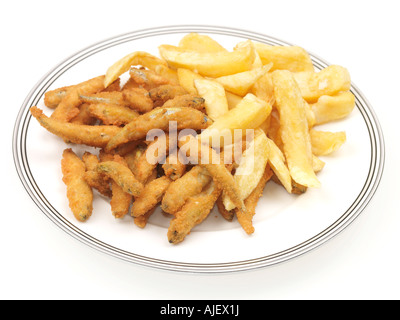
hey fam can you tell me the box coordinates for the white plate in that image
[13,25,385,273]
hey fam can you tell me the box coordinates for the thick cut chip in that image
[177,68,203,94]
[310,129,346,156]
[253,42,315,72]
[222,129,269,211]
[178,33,227,53]
[250,72,275,105]
[311,91,355,125]
[214,63,272,96]
[154,64,180,85]
[293,65,351,103]
[272,70,320,188]
[199,93,271,147]
[194,78,229,120]
[265,137,292,193]
[225,91,243,109]
[104,51,167,88]
[158,40,256,77]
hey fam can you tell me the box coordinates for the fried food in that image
[81,88,154,114]
[222,129,270,211]
[161,94,205,111]
[104,106,212,152]
[162,151,187,180]
[44,85,74,109]
[311,91,355,125]
[199,93,271,147]
[194,78,229,120]
[33,32,356,243]
[88,103,139,126]
[148,84,187,107]
[293,65,351,103]
[310,129,346,156]
[159,40,256,77]
[131,176,171,217]
[51,75,105,122]
[272,70,320,188]
[134,134,169,183]
[177,68,204,94]
[265,137,292,193]
[96,157,144,197]
[235,164,273,234]
[122,87,154,113]
[30,106,122,148]
[161,165,212,214]
[61,148,93,222]
[80,91,125,105]
[178,135,246,212]
[98,152,132,218]
[214,64,272,96]
[82,151,112,197]
[178,32,227,53]
[167,181,221,244]
[70,103,97,125]
[104,51,167,88]
[216,194,234,222]
[129,66,170,90]
[253,42,315,72]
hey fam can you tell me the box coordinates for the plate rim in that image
[12,25,385,273]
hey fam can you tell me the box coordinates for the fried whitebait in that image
[104,106,212,152]
[30,106,122,148]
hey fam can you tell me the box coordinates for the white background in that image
[2,0,399,300]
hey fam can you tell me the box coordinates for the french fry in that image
[158,40,256,77]
[312,155,325,173]
[310,129,346,156]
[265,137,292,193]
[177,68,203,94]
[311,91,355,125]
[293,65,351,103]
[199,93,271,147]
[235,40,262,69]
[235,164,273,235]
[214,63,272,96]
[194,78,229,120]
[272,70,320,188]
[154,64,180,85]
[250,72,275,105]
[104,51,167,88]
[225,91,243,109]
[222,129,269,211]
[178,32,227,53]
[253,42,315,72]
